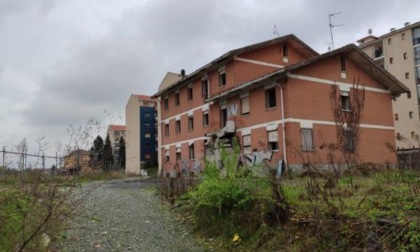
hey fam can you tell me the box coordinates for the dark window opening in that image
[202,79,208,98]
[203,113,209,127]
[219,71,226,87]
[164,98,169,110]
[265,87,277,109]
[175,93,180,106]
[344,131,355,153]
[187,86,193,100]
[220,108,227,128]
[189,144,195,159]
[176,120,181,134]
[340,55,346,72]
[188,116,194,130]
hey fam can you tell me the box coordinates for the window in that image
[189,144,195,159]
[145,142,151,148]
[187,85,193,101]
[396,133,402,141]
[403,52,408,60]
[242,135,251,154]
[389,57,393,64]
[409,111,413,118]
[219,67,226,87]
[175,120,181,134]
[344,131,355,153]
[268,130,279,151]
[164,124,169,137]
[175,92,180,106]
[176,152,181,161]
[408,92,412,99]
[220,108,227,128]
[240,93,250,115]
[388,38,391,45]
[406,72,410,79]
[413,27,420,45]
[202,79,208,99]
[340,55,346,72]
[402,33,406,40]
[414,47,420,65]
[145,123,151,128]
[265,87,277,109]
[203,112,209,127]
[282,44,288,58]
[188,116,194,130]
[301,129,314,151]
[164,97,169,110]
[340,92,351,111]
[145,112,151,118]
[395,114,399,121]
[145,132,151,138]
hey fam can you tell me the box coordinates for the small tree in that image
[103,133,114,171]
[118,136,126,170]
[89,135,104,170]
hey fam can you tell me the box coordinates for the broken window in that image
[268,130,279,151]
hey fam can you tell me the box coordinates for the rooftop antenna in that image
[329,12,343,50]
[273,25,279,37]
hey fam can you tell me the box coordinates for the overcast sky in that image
[1,0,419,156]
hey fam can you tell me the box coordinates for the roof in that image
[158,72,182,91]
[152,34,318,98]
[135,94,155,102]
[206,44,409,102]
[109,125,126,131]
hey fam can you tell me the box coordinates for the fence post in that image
[2,146,5,177]
[42,153,45,170]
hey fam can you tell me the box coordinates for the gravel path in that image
[57,178,206,252]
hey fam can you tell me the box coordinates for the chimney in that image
[180,69,186,79]
[390,27,396,32]
[404,22,411,27]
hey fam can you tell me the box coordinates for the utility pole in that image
[329,12,343,50]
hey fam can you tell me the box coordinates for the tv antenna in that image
[329,12,343,50]
[273,25,279,37]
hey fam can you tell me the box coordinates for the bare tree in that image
[329,78,365,166]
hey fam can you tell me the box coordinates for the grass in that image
[0,169,130,251]
[173,167,420,251]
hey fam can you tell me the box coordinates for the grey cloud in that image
[12,0,420,147]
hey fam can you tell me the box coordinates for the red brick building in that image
[153,35,409,173]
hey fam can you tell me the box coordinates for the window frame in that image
[188,116,194,131]
[301,128,314,151]
[187,85,193,101]
[175,92,180,106]
[203,112,209,127]
[175,120,181,134]
[219,67,226,87]
[265,87,277,109]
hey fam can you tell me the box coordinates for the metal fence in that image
[397,148,420,169]
[1,146,61,173]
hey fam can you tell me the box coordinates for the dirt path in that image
[56,178,205,252]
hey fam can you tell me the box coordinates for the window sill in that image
[341,109,352,112]
[265,107,277,111]
[302,149,315,152]
[241,113,250,117]
[188,129,194,132]
[203,125,209,128]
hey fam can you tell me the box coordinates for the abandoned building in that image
[152,35,409,174]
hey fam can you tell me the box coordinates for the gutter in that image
[275,81,288,172]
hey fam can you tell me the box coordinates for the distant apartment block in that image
[125,94,157,175]
[357,21,420,149]
[106,124,126,166]
[153,35,408,173]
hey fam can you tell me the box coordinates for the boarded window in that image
[301,128,314,151]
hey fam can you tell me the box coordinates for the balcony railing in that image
[414,37,420,45]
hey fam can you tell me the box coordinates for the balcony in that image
[413,37,420,46]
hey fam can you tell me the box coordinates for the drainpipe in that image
[275,81,288,172]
